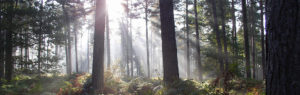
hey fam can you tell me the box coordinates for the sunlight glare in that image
[107,0,124,19]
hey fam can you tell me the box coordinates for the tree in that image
[231,0,237,60]
[145,0,150,78]
[241,0,251,78]
[193,0,202,81]
[62,0,72,75]
[0,21,4,79]
[249,0,256,79]
[74,21,79,73]
[91,0,106,92]
[106,10,111,70]
[159,0,179,84]
[185,0,190,79]
[219,0,229,72]
[259,0,265,79]
[211,0,224,73]
[5,0,16,81]
[265,0,300,95]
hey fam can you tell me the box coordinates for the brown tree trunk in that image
[265,0,300,95]
[159,0,179,84]
[250,0,256,79]
[91,0,106,93]
[241,0,251,78]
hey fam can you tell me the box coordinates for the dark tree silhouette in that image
[193,0,202,81]
[92,0,106,92]
[159,0,179,84]
[265,0,300,95]
[241,0,251,78]
[211,0,224,73]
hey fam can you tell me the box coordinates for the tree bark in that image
[219,0,229,72]
[0,23,4,79]
[241,0,251,78]
[259,0,265,79]
[249,0,256,79]
[106,10,111,70]
[87,30,90,73]
[194,0,202,81]
[5,0,16,81]
[63,3,72,75]
[92,0,106,92]
[145,0,150,78]
[159,0,179,84]
[211,0,224,73]
[231,0,237,61]
[75,22,79,73]
[186,0,190,79]
[265,0,300,95]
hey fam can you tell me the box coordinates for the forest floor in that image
[0,72,265,95]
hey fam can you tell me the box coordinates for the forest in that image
[0,0,299,95]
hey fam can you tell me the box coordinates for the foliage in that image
[0,73,89,95]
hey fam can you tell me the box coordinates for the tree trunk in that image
[241,0,251,78]
[75,22,79,73]
[194,0,202,81]
[211,0,224,73]
[249,0,256,79]
[0,25,4,79]
[87,30,90,73]
[265,0,300,95]
[159,0,179,84]
[37,34,42,76]
[92,0,106,92]
[219,0,229,72]
[5,2,14,81]
[129,0,133,77]
[63,3,72,75]
[231,0,237,61]
[106,11,111,70]
[186,0,190,79]
[259,0,265,79]
[145,0,150,78]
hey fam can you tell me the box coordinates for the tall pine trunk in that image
[106,10,111,70]
[219,0,229,72]
[186,0,190,79]
[193,0,202,81]
[250,0,256,79]
[231,0,237,62]
[259,0,265,79]
[5,0,15,81]
[241,0,251,78]
[159,0,179,84]
[145,0,150,78]
[63,3,72,75]
[75,23,79,73]
[265,0,300,94]
[211,0,224,73]
[87,30,90,73]
[0,23,4,79]
[92,0,106,92]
